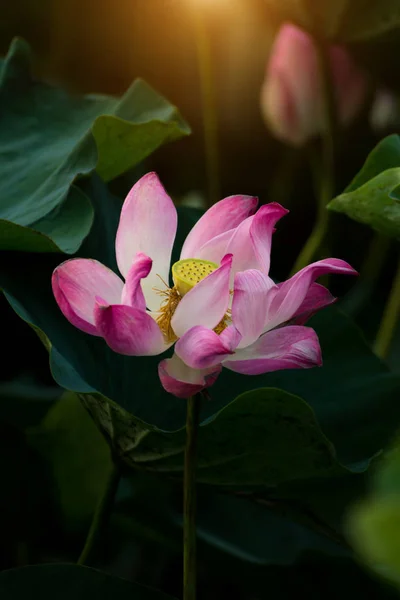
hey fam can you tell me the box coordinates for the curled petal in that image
[158,353,221,399]
[121,253,152,311]
[250,203,289,274]
[94,302,170,356]
[171,254,232,338]
[225,203,288,277]
[232,269,275,348]
[115,172,177,311]
[289,283,336,326]
[224,216,257,274]
[265,258,357,331]
[181,194,258,259]
[52,259,124,336]
[175,325,241,370]
[223,326,322,375]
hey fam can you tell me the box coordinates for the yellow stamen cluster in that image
[172,259,218,297]
[154,259,231,344]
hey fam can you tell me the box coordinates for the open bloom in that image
[52,172,356,398]
[261,23,367,146]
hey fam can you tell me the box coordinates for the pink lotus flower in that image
[261,23,367,146]
[52,172,356,398]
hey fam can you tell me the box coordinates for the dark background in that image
[1,1,400,597]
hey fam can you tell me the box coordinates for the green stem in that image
[183,394,201,600]
[192,5,220,206]
[290,38,336,276]
[77,463,121,565]
[374,255,400,360]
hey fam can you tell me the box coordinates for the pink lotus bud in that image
[260,23,367,146]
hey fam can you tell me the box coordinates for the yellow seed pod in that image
[172,259,218,296]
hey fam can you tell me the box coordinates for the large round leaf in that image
[28,392,113,531]
[78,387,346,486]
[0,38,189,253]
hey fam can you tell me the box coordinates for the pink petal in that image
[231,269,275,349]
[115,173,177,311]
[265,258,357,331]
[289,283,336,326]
[180,195,258,259]
[175,325,241,370]
[223,326,322,375]
[194,228,236,264]
[158,353,221,399]
[52,259,124,336]
[250,203,289,274]
[121,253,152,311]
[224,215,258,275]
[94,302,169,356]
[171,254,232,338]
[225,203,288,277]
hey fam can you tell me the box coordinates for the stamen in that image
[153,278,181,342]
[214,308,232,335]
[152,266,232,343]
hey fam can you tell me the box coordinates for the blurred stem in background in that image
[290,38,336,276]
[77,461,121,565]
[183,394,201,600]
[374,254,400,360]
[191,3,220,206]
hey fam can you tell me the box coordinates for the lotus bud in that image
[261,23,367,146]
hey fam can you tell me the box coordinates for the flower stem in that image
[192,5,220,206]
[374,255,400,360]
[183,394,201,600]
[290,38,336,276]
[77,463,121,565]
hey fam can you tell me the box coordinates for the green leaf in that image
[78,388,345,487]
[264,0,400,40]
[348,443,400,588]
[344,135,400,193]
[194,489,347,564]
[328,135,400,239]
[28,392,112,531]
[198,388,345,485]
[351,499,400,587]
[0,564,177,599]
[0,38,189,254]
